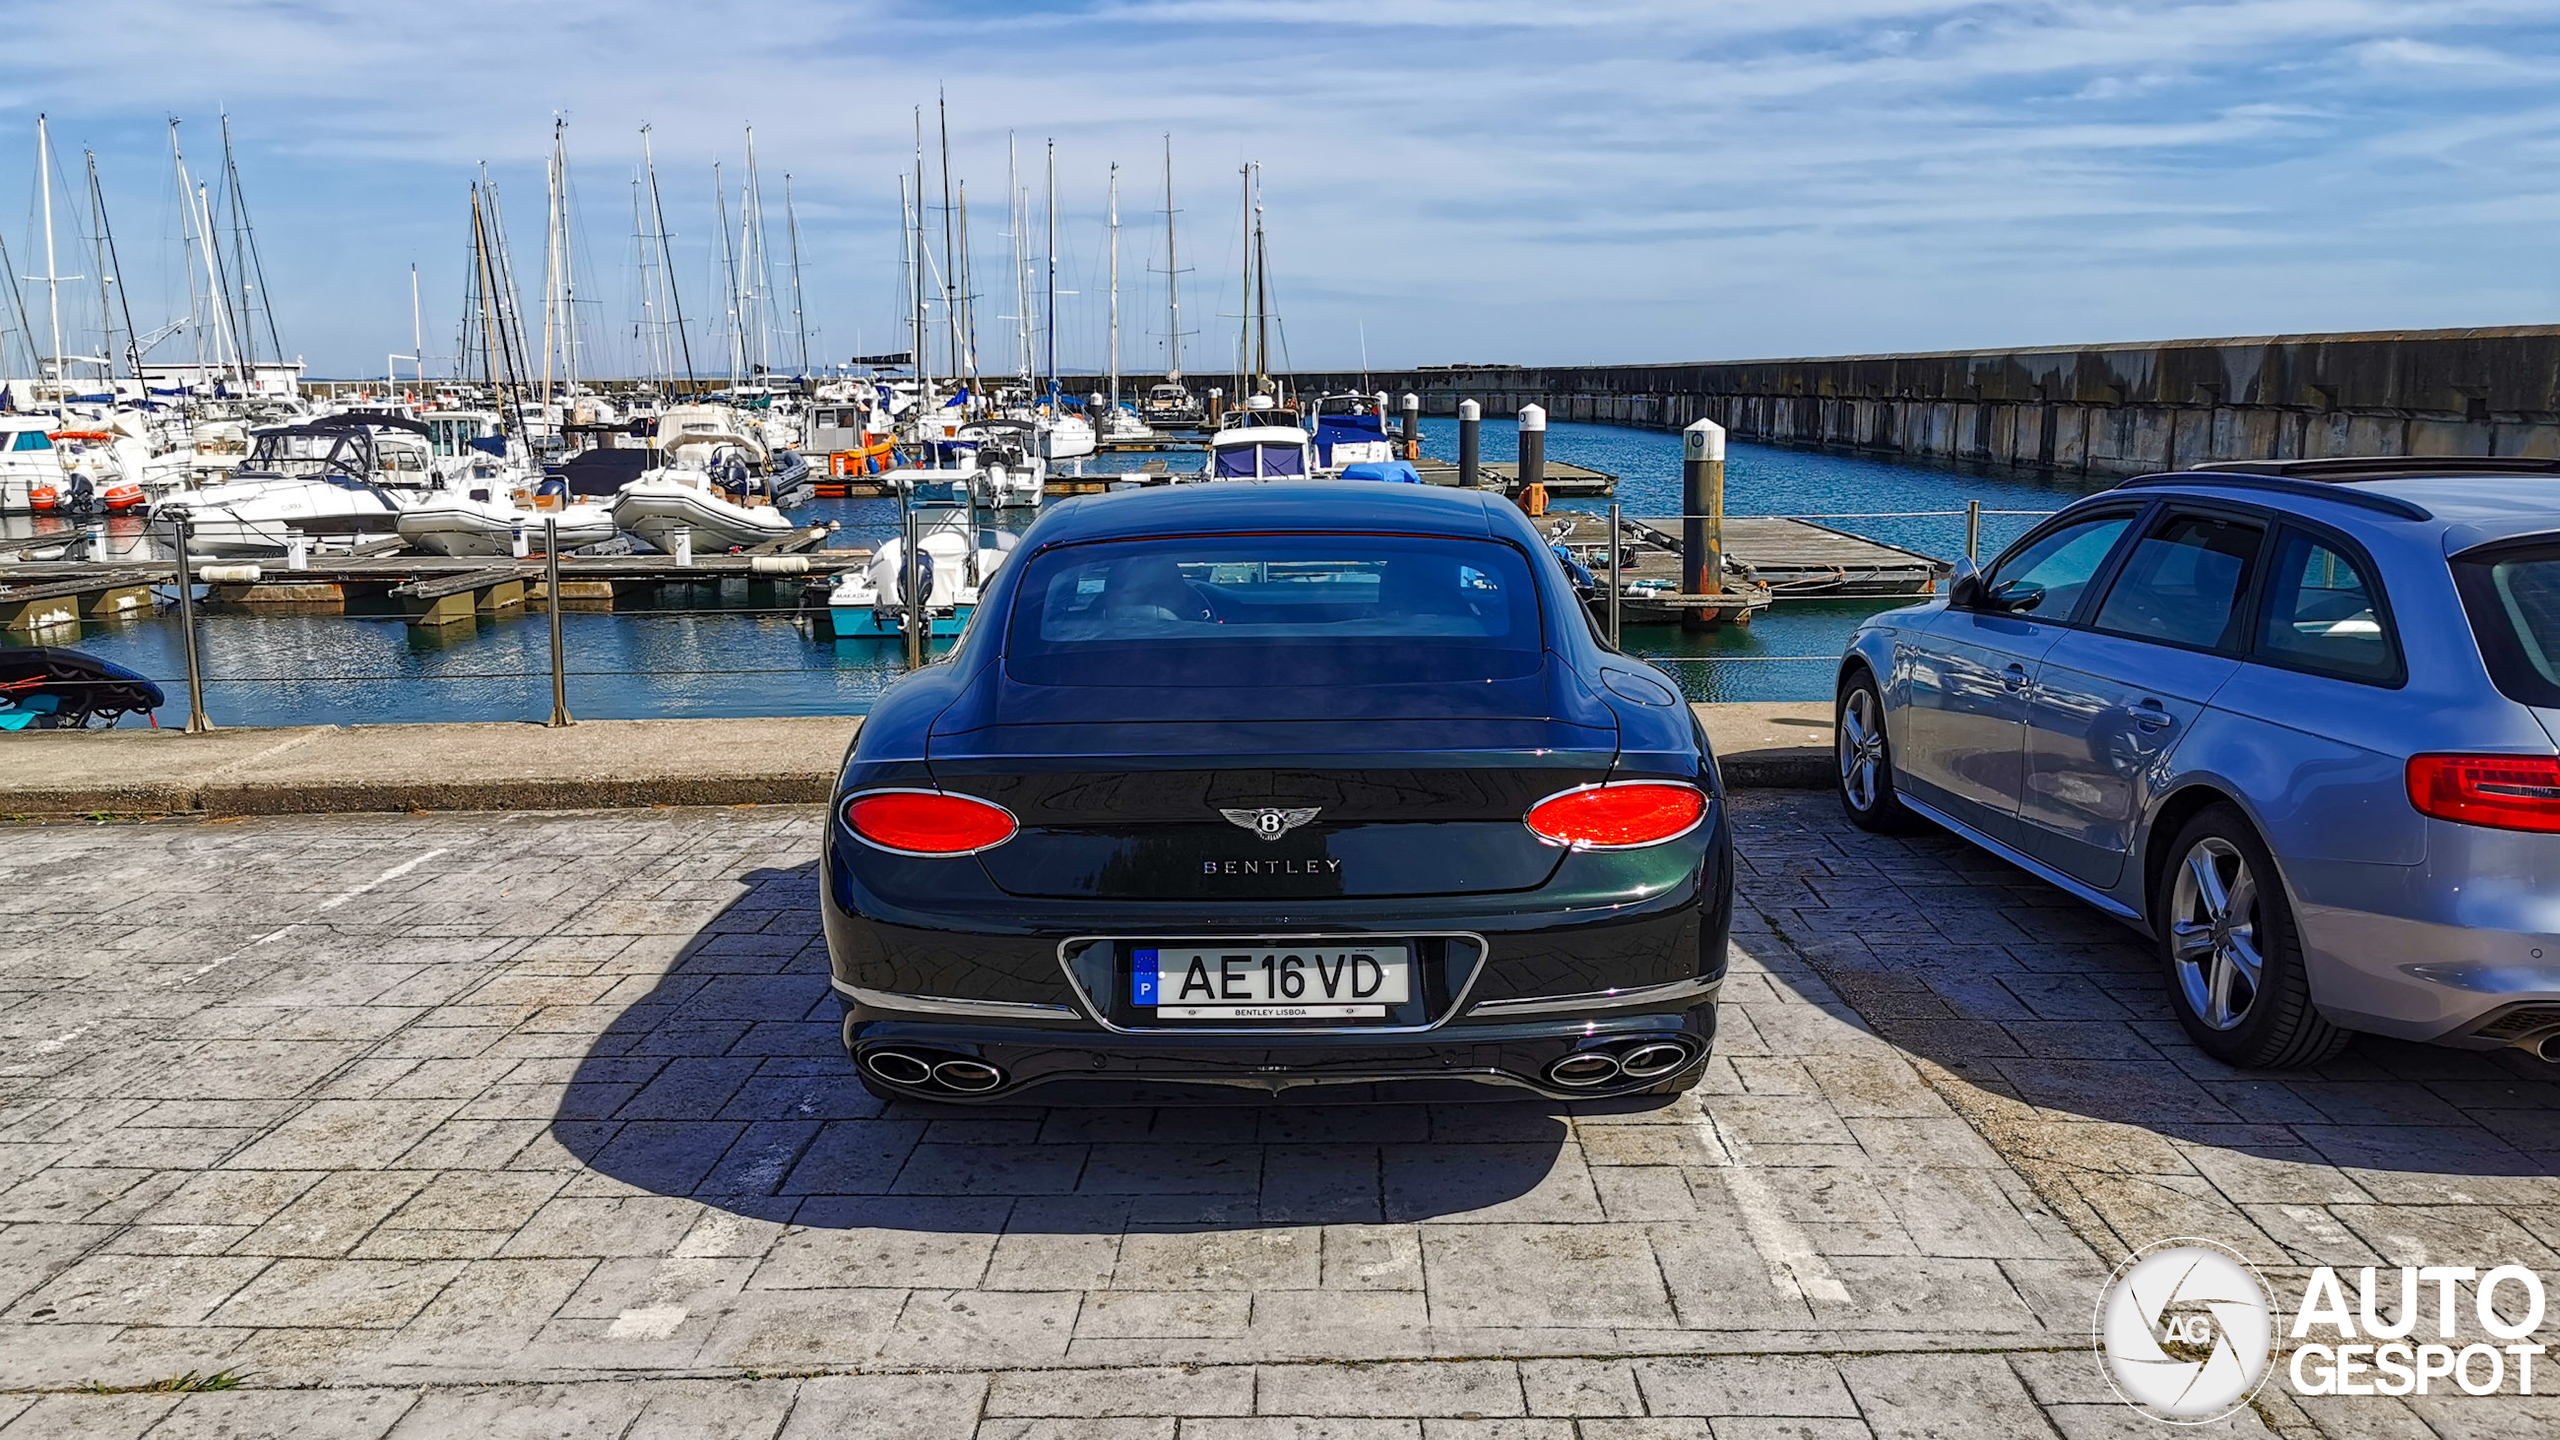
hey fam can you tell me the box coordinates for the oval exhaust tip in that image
[1547,1052,1622,1088]
[2537,1033,2560,1064]
[864,1050,934,1086]
[1617,1042,1695,1079]
[933,1059,1006,1093]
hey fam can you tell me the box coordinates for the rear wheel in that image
[2154,804,2350,1069]
[1836,673,1924,834]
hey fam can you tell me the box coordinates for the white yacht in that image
[0,417,73,515]
[155,413,442,556]
[1202,397,1314,480]
[609,403,794,553]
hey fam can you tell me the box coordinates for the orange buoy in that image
[28,483,58,512]
[102,483,145,512]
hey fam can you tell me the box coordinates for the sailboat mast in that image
[714,160,737,389]
[913,108,930,401]
[1009,135,1027,381]
[641,125,696,392]
[1107,161,1119,410]
[1235,164,1249,407]
[1045,138,1057,397]
[784,174,808,377]
[87,148,138,382]
[542,120,562,404]
[1252,164,1269,392]
[956,181,974,385]
[937,94,958,387]
[1162,136,1181,382]
[409,262,422,386]
[37,116,64,420]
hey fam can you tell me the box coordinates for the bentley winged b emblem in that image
[1220,806,1322,843]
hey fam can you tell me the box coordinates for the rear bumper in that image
[2290,837,2560,1044]
[839,1001,1718,1103]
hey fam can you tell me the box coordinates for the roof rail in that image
[2121,470,2435,521]
[2195,456,2560,482]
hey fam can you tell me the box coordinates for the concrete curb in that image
[1,704,1833,819]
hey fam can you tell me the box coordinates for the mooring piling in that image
[170,515,213,734]
[1606,500,1623,648]
[1401,392,1421,460]
[545,518,572,729]
[1682,417,1727,626]
[1458,399,1481,489]
[1517,404,1547,499]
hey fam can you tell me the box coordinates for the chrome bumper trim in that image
[830,979,1080,1021]
[1465,975,1722,1018]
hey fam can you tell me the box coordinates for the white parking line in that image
[1691,1109,1852,1306]
[167,847,451,988]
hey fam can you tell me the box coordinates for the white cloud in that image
[0,0,2554,373]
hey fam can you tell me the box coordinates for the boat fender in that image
[199,564,263,584]
[750,556,810,576]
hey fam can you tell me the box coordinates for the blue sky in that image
[1,0,2556,377]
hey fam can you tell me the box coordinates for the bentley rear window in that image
[1005,533,1544,687]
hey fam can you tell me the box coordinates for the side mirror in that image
[1947,556,1984,609]
[1987,579,2047,614]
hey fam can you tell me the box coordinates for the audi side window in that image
[2091,512,2266,651]
[2254,530,2401,684]
[1981,513,2135,618]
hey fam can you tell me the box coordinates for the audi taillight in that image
[1525,781,1707,850]
[2407,754,2560,834]
[841,790,1018,854]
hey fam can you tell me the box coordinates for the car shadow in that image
[550,862,1571,1230]
[1730,792,2560,1180]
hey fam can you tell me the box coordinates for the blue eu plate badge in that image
[1131,949,1159,1006]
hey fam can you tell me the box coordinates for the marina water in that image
[1,420,2110,726]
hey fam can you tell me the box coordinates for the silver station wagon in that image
[1835,458,2560,1068]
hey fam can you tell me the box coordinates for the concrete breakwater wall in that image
[1142,325,2560,478]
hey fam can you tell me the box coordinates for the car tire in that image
[2153,803,2351,1069]
[1836,672,1925,834]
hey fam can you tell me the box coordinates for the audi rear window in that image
[2454,542,2560,708]
[1004,533,1544,687]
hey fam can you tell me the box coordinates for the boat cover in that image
[1341,461,1421,483]
[0,646,165,729]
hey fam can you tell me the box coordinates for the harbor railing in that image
[11,500,2065,731]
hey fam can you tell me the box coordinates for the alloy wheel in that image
[2168,835,2263,1031]
[1839,688,1886,812]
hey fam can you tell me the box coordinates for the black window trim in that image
[1967,500,2156,625]
[2241,518,2409,690]
[2083,499,2277,659]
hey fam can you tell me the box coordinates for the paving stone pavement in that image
[0,796,2552,1435]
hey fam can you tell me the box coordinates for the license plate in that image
[1131,944,1411,1020]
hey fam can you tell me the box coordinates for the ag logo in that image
[2096,1239,2275,1423]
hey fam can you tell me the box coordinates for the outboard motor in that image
[66,471,96,515]
[909,545,937,608]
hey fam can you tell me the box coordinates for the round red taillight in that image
[1525,781,1707,850]
[841,790,1018,855]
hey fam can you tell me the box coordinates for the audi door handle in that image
[2130,701,2173,731]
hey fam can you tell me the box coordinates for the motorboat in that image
[1138,381,1204,431]
[1099,404,1153,443]
[0,416,73,515]
[396,482,617,557]
[154,413,441,556]
[608,403,800,554]
[1311,392,1398,472]
[1202,397,1314,480]
[822,508,1018,638]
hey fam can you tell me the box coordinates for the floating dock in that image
[1634,515,1947,597]
[0,526,860,632]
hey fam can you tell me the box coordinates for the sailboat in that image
[1140,137,1204,431]
[1201,163,1313,480]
